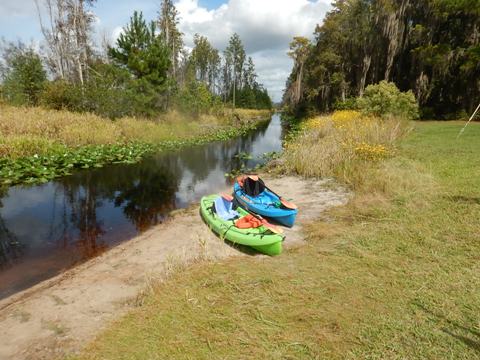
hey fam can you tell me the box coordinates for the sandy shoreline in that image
[0,176,348,360]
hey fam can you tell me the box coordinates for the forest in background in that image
[284,0,480,119]
[0,0,272,119]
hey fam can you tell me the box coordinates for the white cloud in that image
[0,0,331,102]
[111,26,124,42]
[176,0,331,101]
[251,49,293,99]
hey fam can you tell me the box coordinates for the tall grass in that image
[281,110,412,190]
[0,104,271,158]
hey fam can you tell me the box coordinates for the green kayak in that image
[200,194,284,256]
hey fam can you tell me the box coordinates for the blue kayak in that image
[233,179,298,227]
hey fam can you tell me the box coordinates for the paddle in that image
[249,213,284,234]
[236,175,245,187]
[245,174,298,210]
[221,193,234,202]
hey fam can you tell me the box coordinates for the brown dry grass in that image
[0,104,271,158]
[281,111,412,189]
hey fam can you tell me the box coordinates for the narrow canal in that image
[0,114,285,300]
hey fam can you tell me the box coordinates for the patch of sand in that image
[0,176,348,360]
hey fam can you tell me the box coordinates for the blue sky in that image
[0,0,331,101]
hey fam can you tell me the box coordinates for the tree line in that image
[0,0,272,118]
[284,0,480,119]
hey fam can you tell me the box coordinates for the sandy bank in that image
[0,176,348,360]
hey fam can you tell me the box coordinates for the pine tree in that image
[158,0,184,80]
[243,57,257,89]
[190,34,220,93]
[224,33,246,108]
[108,11,171,112]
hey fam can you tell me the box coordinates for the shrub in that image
[443,109,469,120]
[81,64,137,119]
[175,81,223,117]
[1,47,46,106]
[333,97,358,111]
[40,64,156,119]
[40,80,81,111]
[357,81,419,120]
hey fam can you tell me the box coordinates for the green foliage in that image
[357,81,419,119]
[285,0,480,118]
[0,8,272,121]
[235,85,273,110]
[40,62,167,119]
[0,119,266,187]
[0,144,154,186]
[175,81,222,116]
[334,97,358,111]
[189,34,220,91]
[108,11,171,113]
[185,32,272,111]
[83,63,136,118]
[1,45,46,106]
[39,80,80,111]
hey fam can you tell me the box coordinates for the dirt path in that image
[0,176,348,360]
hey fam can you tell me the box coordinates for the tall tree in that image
[35,0,96,84]
[158,0,184,80]
[224,33,246,108]
[189,34,220,93]
[284,0,480,117]
[207,47,221,94]
[109,11,170,86]
[287,36,310,105]
[243,56,257,89]
[109,11,171,113]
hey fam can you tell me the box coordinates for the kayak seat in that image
[242,177,266,197]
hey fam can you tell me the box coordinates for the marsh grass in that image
[281,111,412,189]
[0,105,271,186]
[75,122,480,359]
[0,104,271,158]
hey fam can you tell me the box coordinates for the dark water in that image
[0,114,285,300]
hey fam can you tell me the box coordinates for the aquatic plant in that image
[0,119,268,187]
[0,103,271,158]
[234,152,253,160]
[224,164,261,179]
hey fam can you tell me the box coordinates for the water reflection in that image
[0,114,283,299]
[0,217,23,268]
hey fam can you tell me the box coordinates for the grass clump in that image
[281,110,411,188]
[74,122,479,359]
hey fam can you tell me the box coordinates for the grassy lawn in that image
[76,122,479,360]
